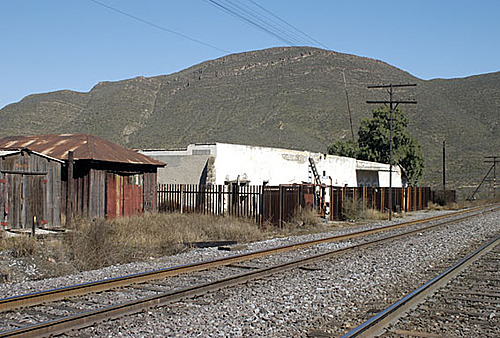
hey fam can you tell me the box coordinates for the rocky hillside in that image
[1,47,499,194]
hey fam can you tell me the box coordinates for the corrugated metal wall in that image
[1,150,160,227]
[106,173,144,219]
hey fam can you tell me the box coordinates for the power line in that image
[223,0,307,45]
[87,0,416,92]
[84,2,417,92]
[248,0,329,49]
[88,0,230,53]
[205,0,327,48]
[206,0,297,45]
[467,156,499,200]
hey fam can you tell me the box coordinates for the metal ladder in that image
[308,157,324,213]
[308,157,321,185]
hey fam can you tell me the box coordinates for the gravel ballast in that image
[1,208,498,337]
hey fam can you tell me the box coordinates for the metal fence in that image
[157,184,431,226]
[261,185,316,227]
[329,186,431,220]
[157,184,314,227]
[157,184,263,222]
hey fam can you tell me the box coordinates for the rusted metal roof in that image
[0,150,21,157]
[0,134,165,166]
[0,148,65,163]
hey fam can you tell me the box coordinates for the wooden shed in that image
[0,134,165,228]
[0,149,64,229]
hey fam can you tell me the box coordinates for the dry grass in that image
[1,234,77,279]
[0,213,269,278]
[290,206,323,227]
[66,218,123,270]
[62,213,267,271]
[364,208,389,220]
[2,236,38,258]
[277,206,328,235]
[427,196,500,211]
[341,198,389,221]
[4,196,454,280]
[0,210,326,279]
[110,213,265,255]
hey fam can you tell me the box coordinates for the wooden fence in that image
[157,184,431,226]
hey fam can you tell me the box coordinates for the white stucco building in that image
[140,143,403,188]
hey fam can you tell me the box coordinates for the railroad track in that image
[0,205,497,337]
[341,234,500,337]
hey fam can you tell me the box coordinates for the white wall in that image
[312,153,358,187]
[210,143,384,187]
[378,169,403,187]
[213,143,311,185]
[142,143,403,188]
[356,159,403,188]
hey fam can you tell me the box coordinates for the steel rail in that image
[0,205,495,314]
[341,234,500,338]
[1,206,497,338]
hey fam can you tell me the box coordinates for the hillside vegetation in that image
[1,47,499,194]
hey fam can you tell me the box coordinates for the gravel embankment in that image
[0,209,455,297]
[1,208,498,337]
[76,208,498,337]
[384,240,500,337]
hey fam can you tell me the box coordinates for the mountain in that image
[1,47,498,196]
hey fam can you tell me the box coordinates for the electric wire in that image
[205,0,327,48]
[248,0,329,49]
[222,0,308,45]
[80,0,421,94]
[90,0,326,54]
[205,0,297,45]
[88,0,230,53]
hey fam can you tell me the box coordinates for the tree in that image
[328,106,424,185]
[327,139,359,158]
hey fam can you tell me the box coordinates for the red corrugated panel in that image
[106,173,117,219]
[123,184,143,217]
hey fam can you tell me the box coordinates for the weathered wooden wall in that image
[0,151,62,229]
[143,172,157,212]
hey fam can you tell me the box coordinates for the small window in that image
[192,149,211,155]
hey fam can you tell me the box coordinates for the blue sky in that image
[1,0,499,109]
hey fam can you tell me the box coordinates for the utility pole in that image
[367,83,417,221]
[341,69,355,141]
[467,156,499,200]
[443,140,446,192]
[485,156,499,199]
[66,151,74,226]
